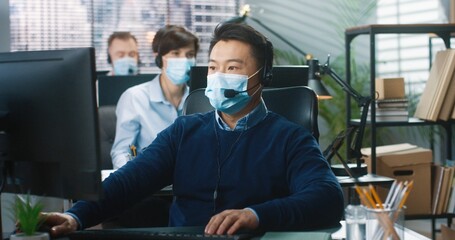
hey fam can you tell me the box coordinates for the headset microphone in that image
[224,82,262,98]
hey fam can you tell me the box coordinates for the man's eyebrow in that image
[209,58,244,64]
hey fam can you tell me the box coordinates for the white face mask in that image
[204,68,262,115]
[165,58,196,85]
[113,57,138,75]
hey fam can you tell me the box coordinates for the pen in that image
[130,144,137,157]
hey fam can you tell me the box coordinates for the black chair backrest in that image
[98,105,116,169]
[183,86,319,140]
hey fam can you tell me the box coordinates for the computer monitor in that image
[98,74,157,106]
[188,65,309,92]
[0,48,102,201]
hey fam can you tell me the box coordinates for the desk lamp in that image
[307,56,369,178]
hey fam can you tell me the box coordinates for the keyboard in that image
[66,227,257,240]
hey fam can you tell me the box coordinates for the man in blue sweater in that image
[43,22,344,237]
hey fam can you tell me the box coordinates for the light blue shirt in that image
[110,75,189,169]
[214,99,268,131]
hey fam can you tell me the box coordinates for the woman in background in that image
[104,25,199,228]
[111,25,199,169]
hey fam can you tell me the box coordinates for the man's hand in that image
[205,209,259,235]
[40,212,78,237]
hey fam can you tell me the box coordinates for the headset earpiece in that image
[261,42,273,87]
[262,67,273,87]
[107,50,112,64]
[155,54,163,68]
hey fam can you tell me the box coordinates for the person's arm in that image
[205,127,343,235]
[249,128,344,230]
[62,121,178,231]
[110,90,140,169]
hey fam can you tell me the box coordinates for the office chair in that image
[98,105,117,169]
[183,86,319,140]
[98,105,171,229]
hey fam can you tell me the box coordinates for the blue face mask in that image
[113,57,138,75]
[205,69,261,115]
[165,58,196,85]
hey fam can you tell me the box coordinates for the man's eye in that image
[227,66,238,71]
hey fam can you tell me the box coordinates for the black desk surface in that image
[52,225,340,240]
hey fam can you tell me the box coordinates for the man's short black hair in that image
[209,23,273,74]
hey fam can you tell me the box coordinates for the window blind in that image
[9,0,243,73]
[376,0,450,95]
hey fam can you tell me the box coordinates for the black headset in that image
[261,40,273,87]
[107,50,113,64]
[155,54,163,68]
[154,27,176,69]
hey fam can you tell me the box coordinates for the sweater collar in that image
[215,99,268,131]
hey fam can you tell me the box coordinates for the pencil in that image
[369,184,384,209]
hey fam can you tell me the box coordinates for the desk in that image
[50,221,430,240]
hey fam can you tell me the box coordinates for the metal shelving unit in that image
[344,23,455,240]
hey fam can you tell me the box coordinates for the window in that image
[376,0,450,95]
[9,0,243,73]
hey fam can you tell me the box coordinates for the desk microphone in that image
[224,82,261,98]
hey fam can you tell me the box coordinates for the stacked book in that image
[415,49,455,121]
[368,98,409,122]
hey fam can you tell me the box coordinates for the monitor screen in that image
[0,48,102,201]
[97,74,157,106]
[189,65,309,92]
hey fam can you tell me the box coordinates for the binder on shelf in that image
[432,165,455,214]
[432,165,445,214]
[438,69,455,121]
[445,167,455,213]
[447,176,455,213]
[439,167,454,214]
[415,49,455,121]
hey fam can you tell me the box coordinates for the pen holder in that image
[365,207,404,240]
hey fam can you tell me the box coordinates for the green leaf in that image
[13,194,45,236]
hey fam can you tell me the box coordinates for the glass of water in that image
[345,204,366,240]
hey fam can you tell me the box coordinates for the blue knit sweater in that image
[68,111,344,231]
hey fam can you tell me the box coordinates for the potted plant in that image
[10,194,49,240]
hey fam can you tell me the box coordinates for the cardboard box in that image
[375,77,405,99]
[362,143,432,215]
[441,224,455,240]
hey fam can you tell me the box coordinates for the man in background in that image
[107,32,140,75]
